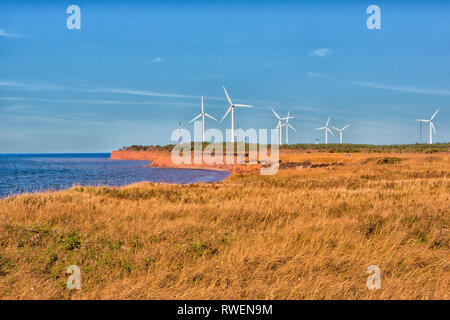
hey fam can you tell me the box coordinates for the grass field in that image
[0,152,449,299]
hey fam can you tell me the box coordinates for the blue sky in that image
[0,0,449,152]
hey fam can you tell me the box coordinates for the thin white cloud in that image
[85,85,199,99]
[353,81,450,96]
[0,80,65,91]
[0,29,21,37]
[307,72,322,78]
[151,57,164,63]
[1,104,34,112]
[1,110,162,128]
[0,80,199,100]
[0,80,265,105]
[0,96,161,105]
[311,48,330,57]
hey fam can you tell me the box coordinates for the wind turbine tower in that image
[271,108,284,145]
[283,111,296,144]
[332,124,350,144]
[189,96,217,142]
[315,117,334,144]
[416,110,439,144]
[220,87,253,143]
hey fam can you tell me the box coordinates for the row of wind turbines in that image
[188,86,441,145]
[189,86,254,143]
[314,116,350,145]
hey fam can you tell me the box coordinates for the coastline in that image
[0,153,232,199]
[110,150,262,175]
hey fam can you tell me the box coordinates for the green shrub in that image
[122,261,132,274]
[64,233,82,250]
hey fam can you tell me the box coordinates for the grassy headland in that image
[0,150,448,299]
[121,142,450,154]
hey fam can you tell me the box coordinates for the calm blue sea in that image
[0,153,229,198]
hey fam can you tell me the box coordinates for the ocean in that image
[0,153,229,198]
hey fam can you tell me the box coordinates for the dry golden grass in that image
[0,152,449,299]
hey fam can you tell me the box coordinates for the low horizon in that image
[2,142,450,155]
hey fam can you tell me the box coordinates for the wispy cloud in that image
[310,48,330,57]
[84,85,199,99]
[0,29,21,38]
[0,80,199,100]
[151,57,164,63]
[0,80,265,105]
[307,72,323,78]
[1,104,34,112]
[0,96,161,105]
[353,81,450,96]
[1,109,158,128]
[86,85,273,105]
[0,80,65,91]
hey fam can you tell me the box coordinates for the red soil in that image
[110,150,262,175]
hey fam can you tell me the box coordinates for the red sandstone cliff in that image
[110,150,262,174]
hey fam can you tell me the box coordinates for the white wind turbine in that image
[315,116,334,144]
[271,108,284,145]
[282,111,296,145]
[416,110,439,144]
[332,124,350,144]
[189,96,217,142]
[220,86,253,143]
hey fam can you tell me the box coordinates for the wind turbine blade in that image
[201,96,204,113]
[234,104,253,108]
[189,114,202,123]
[288,124,297,132]
[220,106,232,123]
[431,122,437,134]
[326,116,331,127]
[416,119,429,122]
[271,108,281,120]
[342,124,350,131]
[332,126,340,131]
[430,109,439,120]
[327,127,334,136]
[315,127,325,131]
[223,86,232,105]
[204,113,218,121]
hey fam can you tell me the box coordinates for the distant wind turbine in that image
[332,124,350,144]
[271,108,284,145]
[315,117,334,144]
[282,111,296,145]
[416,110,439,144]
[220,87,253,143]
[189,96,217,142]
